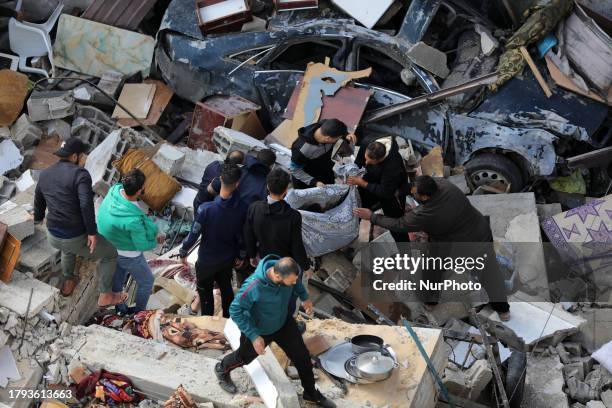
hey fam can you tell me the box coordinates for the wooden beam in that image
[519,46,552,98]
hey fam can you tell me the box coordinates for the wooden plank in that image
[519,46,552,98]
[117,80,175,127]
[0,233,21,283]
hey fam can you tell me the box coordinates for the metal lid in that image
[355,351,395,375]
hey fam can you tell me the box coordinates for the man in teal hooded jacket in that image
[98,169,163,312]
[215,255,336,408]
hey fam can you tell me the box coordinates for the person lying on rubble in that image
[33,137,122,307]
[215,256,336,408]
[243,168,310,331]
[348,136,410,243]
[179,164,248,318]
[97,169,165,313]
[353,175,511,321]
[193,150,244,210]
[290,118,356,189]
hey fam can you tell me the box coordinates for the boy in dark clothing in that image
[349,136,409,243]
[244,168,309,271]
[215,256,335,408]
[180,164,248,317]
[290,119,355,189]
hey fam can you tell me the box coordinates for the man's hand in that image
[156,233,166,244]
[345,133,357,145]
[347,176,367,188]
[234,258,245,269]
[87,235,97,254]
[303,300,314,315]
[250,258,259,268]
[315,182,326,188]
[353,208,373,220]
[180,257,190,268]
[252,336,266,355]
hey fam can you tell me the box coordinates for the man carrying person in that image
[354,175,511,321]
[348,137,409,243]
[180,164,248,318]
[215,256,335,408]
[290,119,356,189]
[33,137,121,307]
[97,169,165,313]
[193,150,244,210]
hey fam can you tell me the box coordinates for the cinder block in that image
[0,201,34,240]
[17,226,61,277]
[212,126,267,160]
[152,144,186,177]
[27,90,75,122]
[10,114,42,150]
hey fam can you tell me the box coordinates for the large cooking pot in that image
[354,350,397,381]
[348,335,385,354]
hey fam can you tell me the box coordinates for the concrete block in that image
[71,105,116,147]
[445,359,492,401]
[152,144,186,177]
[523,354,569,408]
[72,325,251,405]
[601,390,612,408]
[17,226,61,277]
[479,292,586,350]
[40,119,71,141]
[177,147,220,185]
[0,270,58,318]
[564,362,586,382]
[0,201,34,240]
[27,90,75,122]
[468,193,548,294]
[587,401,606,408]
[9,114,42,149]
[213,127,267,160]
[575,308,612,353]
[0,359,43,408]
[320,252,358,292]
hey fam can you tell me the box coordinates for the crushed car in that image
[157,0,610,192]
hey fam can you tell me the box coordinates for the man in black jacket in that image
[354,176,511,321]
[244,168,309,271]
[193,150,244,210]
[290,119,355,189]
[33,138,121,307]
[348,136,409,243]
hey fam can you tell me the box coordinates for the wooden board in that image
[117,80,175,127]
[112,83,157,119]
[0,232,20,283]
[420,146,444,177]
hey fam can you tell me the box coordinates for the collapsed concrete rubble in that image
[0,0,611,407]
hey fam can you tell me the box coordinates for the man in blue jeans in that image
[98,169,165,312]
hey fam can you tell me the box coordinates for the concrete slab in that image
[9,114,42,150]
[305,319,446,408]
[0,139,24,175]
[0,270,58,318]
[522,354,569,408]
[177,147,220,185]
[17,225,61,277]
[0,201,34,241]
[58,259,100,325]
[84,129,121,193]
[0,359,43,408]
[468,193,548,295]
[479,291,586,350]
[152,144,186,177]
[71,325,250,406]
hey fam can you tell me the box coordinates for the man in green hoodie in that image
[215,255,335,408]
[98,170,164,312]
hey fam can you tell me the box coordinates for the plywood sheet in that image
[112,83,157,119]
[118,80,175,126]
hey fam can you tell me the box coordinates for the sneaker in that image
[303,390,336,408]
[214,363,237,394]
[296,320,306,334]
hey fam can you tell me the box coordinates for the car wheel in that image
[465,153,525,193]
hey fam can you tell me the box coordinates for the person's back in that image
[414,179,491,242]
[237,151,275,206]
[194,150,245,209]
[245,168,309,271]
[37,160,95,236]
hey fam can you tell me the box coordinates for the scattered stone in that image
[523,354,569,408]
[41,119,71,140]
[0,201,35,240]
[565,342,583,356]
[10,114,42,149]
[600,390,612,408]
[558,343,572,364]
[564,362,586,382]
[567,377,599,404]
[586,402,606,408]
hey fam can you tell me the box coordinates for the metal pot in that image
[348,335,385,354]
[354,351,397,381]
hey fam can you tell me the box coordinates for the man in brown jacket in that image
[354,175,510,321]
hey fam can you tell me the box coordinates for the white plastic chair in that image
[8,2,64,78]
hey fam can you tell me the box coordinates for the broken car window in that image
[228,46,275,65]
[357,46,414,95]
[269,40,343,71]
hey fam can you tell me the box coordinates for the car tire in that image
[465,153,525,193]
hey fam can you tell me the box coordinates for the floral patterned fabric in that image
[285,185,361,256]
